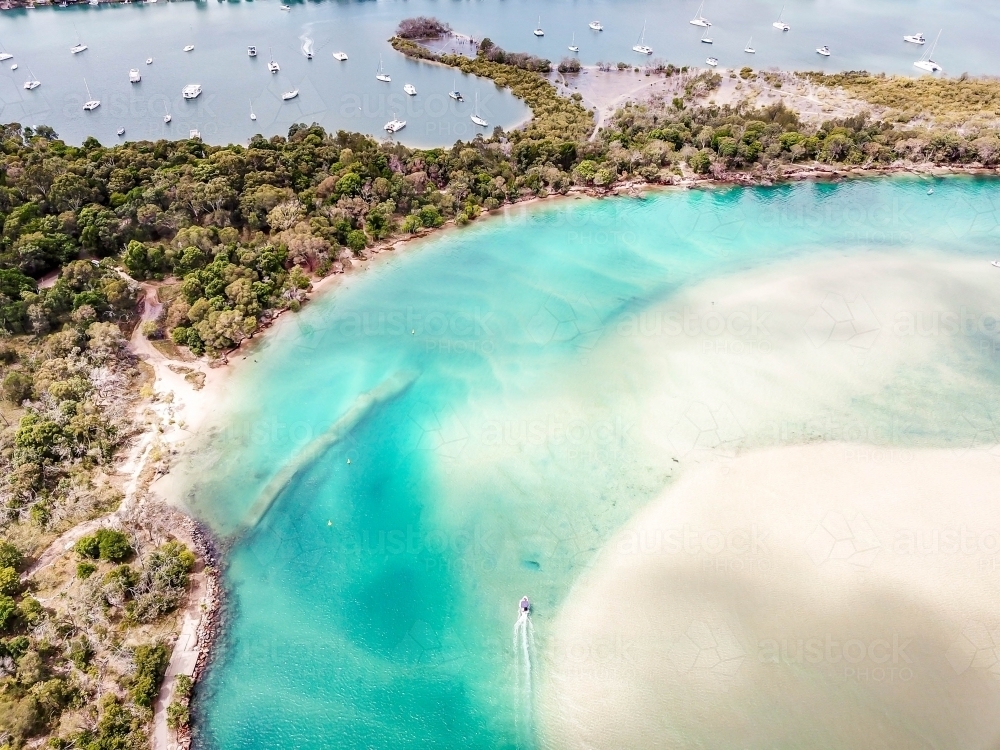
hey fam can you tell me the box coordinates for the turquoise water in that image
[166,177,1000,750]
[2,0,999,146]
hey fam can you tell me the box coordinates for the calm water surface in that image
[0,0,998,146]
[164,177,1000,749]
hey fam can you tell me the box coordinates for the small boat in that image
[705,56,718,66]
[189,129,201,139]
[744,36,755,53]
[816,45,830,56]
[569,33,578,52]
[990,260,1000,268]
[533,16,544,36]
[519,596,530,614]
[279,4,290,9]
[403,83,417,96]
[250,99,257,121]
[10,63,16,70]
[375,54,390,82]
[471,91,488,127]
[268,47,280,73]
[24,72,40,90]
[633,21,653,54]
[306,51,313,59]
[773,4,790,31]
[0,53,11,62]
[690,1,711,27]
[449,80,463,101]
[927,187,934,195]
[117,127,125,136]
[281,89,298,100]
[914,29,942,73]
[129,68,141,83]
[333,51,348,61]
[701,29,713,44]
[589,21,603,31]
[146,57,153,64]
[248,45,257,57]
[71,43,88,54]
[163,102,171,123]
[183,44,194,52]
[383,116,406,133]
[904,32,926,45]
[182,83,202,99]
[82,78,99,110]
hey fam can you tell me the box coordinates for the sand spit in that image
[540,443,1000,750]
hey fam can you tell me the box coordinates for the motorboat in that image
[0,53,12,62]
[744,37,755,53]
[816,45,830,56]
[129,68,141,83]
[279,4,290,9]
[248,45,257,57]
[189,129,201,139]
[117,127,125,136]
[914,29,942,72]
[183,44,194,52]
[991,260,1000,269]
[403,83,417,95]
[904,32,926,45]
[375,55,390,82]
[146,57,153,64]
[282,89,298,100]
[10,64,16,70]
[182,83,202,99]
[71,43,88,54]
[533,16,544,36]
[589,21,603,31]
[471,92,488,126]
[519,596,530,614]
[306,51,313,59]
[383,116,406,133]
[163,102,171,123]
[569,33,579,52]
[268,48,280,73]
[701,30,713,44]
[333,51,348,61]
[705,56,718,66]
[24,76,40,90]
[82,78,99,110]
[690,1,711,27]
[633,21,653,54]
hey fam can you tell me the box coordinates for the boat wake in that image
[300,33,314,57]
[513,604,535,741]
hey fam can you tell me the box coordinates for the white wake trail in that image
[514,610,534,739]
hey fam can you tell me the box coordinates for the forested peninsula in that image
[2,15,1000,750]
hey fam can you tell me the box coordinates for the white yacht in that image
[633,22,652,54]
[117,127,125,136]
[589,21,603,31]
[991,260,1000,269]
[744,37,755,53]
[533,16,544,36]
[163,103,171,123]
[449,79,463,101]
[82,79,99,110]
[701,29,713,44]
[9,64,15,71]
[248,45,257,57]
[129,68,141,83]
[71,43,88,54]
[383,116,406,133]
[690,1,711,27]
[904,32,926,45]
[773,5,790,31]
[189,129,201,139]
[375,55,390,82]
[403,83,417,96]
[279,4,290,9]
[249,99,256,121]
[471,92,488,127]
[268,48,280,73]
[705,56,718,66]
[0,53,12,62]
[282,89,299,100]
[183,44,195,52]
[914,30,942,72]
[333,51,348,61]
[146,57,153,64]
[816,45,830,56]
[182,83,203,99]
[569,33,579,52]
[24,71,40,90]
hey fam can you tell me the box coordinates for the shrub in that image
[77,561,97,579]
[0,542,23,571]
[0,566,20,596]
[558,57,581,74]
[0,594,16,629]
[2,370,33,404]
[128,642,170,707]
[74,535,100,559]
[96,528,131,562]
[396,16,451,39]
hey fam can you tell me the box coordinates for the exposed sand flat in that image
[539,443,1000,750]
